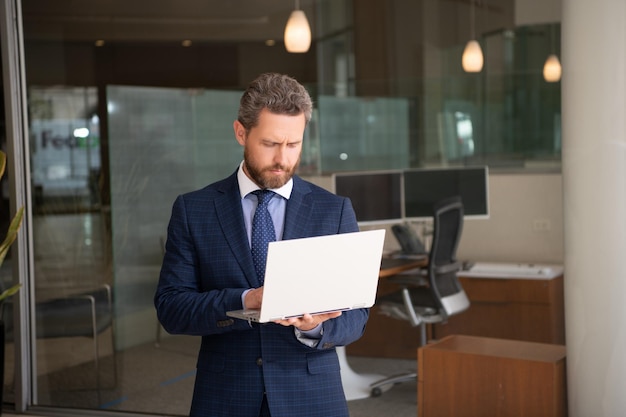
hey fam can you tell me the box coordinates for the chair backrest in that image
[427,196,470,318]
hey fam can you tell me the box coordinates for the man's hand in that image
[244,287,264,309]
[274,311,342,331]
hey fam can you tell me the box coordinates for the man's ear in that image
[233,120,246,146]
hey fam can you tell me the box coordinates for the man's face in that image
[234,108,305,189]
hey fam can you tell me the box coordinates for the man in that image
[155,72,368,417]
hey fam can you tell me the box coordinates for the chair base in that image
[370,371,418,397]
[337,346,390,400]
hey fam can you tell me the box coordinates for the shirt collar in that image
[237,161,293,200]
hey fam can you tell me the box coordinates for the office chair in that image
[3,284,116,394]
[370,196,470,396]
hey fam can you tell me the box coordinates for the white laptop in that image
[227,229,386,323]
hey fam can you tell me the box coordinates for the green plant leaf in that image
[0,151,5,179]
[0,283,21,303]
[0,207,24,267]
[0,150,23,302]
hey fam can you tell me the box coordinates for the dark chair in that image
[370,196,470,396]
[3,284,116,394]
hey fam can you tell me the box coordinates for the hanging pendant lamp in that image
[463,40,484,72]
[543,24,562,82]
[462,0,483,72]
[543,54,562,82]
[284,0,311,53]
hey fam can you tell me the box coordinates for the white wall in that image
[562,0,626,414]
[459,172,563,264]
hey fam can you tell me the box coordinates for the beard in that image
[243,147,300,189]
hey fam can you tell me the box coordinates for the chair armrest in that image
[386,274,428,287]
[54,284,111,305]
[433,262,462,274]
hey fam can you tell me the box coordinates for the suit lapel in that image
[214,172,259,287]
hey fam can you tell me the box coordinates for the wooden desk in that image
[347,256,428,358]
[418,335,567,417]
[379,256,427,278]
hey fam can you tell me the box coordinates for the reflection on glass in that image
[29,87,101,213]
[454,112,475,157]
[27,86,115,408]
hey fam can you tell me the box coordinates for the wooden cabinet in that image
[434,274,565,345]
[418,335,567,417]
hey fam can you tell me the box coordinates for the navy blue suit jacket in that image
[155,171,368,417]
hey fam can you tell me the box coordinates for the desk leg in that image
[337,346,388,401]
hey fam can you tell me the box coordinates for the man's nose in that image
[273,146,287,165]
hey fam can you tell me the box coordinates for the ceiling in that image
[21,0,316,43]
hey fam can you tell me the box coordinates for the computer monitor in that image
[403,166,489,220]
[332,170,404,225]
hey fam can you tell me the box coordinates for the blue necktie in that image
[251,190,276,284]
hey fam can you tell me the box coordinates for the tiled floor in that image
[4,334,417,417]
[4,335,417,417]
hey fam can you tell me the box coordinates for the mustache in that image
[265,164,288,171]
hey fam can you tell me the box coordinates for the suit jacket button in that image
[217,319,234,328]
[256,357,263,366]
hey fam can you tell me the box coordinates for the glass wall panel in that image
[431,23,562,168]
[318,95,411,171]
[316,0,355,97]
[26,86,112,408]
[107,86,242,354]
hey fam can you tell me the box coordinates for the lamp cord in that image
[470,0,475,40]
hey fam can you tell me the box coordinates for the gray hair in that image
[237,72,313,131]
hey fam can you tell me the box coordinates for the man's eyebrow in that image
[261,138,302,144]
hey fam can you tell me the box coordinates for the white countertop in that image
[459,262,564,280]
